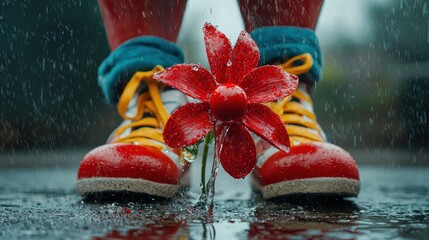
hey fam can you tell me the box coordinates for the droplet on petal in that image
[153,64,217,102]
[239,65,299,103]
[182,148,197,162]
[209,84,248,122]
[203,22,232,84]
[225,31,260,84]
[243,103,290,153]
[216,122,256,179]
[163,103,214,148]
[273,87,280,98]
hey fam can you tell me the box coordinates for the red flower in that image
[154,23,298,179]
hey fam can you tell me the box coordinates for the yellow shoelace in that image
[113,65,170,150]
[270,53,324,146]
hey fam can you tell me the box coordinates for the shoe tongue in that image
[294,83,314,114]
[124,96,139,118]
[122,83,149,118]
[123,90,187,124]
[127,87,186,117]
[161,88,187,115]
[298,82,311,95]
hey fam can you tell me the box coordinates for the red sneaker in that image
[252,55,360,199]
[77,66,189,198]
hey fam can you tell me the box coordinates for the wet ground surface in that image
[1,151,428,239]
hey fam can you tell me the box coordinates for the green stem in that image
[200,134,211,194]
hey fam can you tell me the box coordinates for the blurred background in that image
[1,0,428,164]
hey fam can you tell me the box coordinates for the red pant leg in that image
[98,0,188,50]
[238,0,324,32]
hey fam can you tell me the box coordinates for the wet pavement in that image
[0,150,428,239]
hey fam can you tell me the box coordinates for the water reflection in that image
[92,220,220,240]
[77,167,429,239]
[250,197,360,239]
[89,195,361,239]
[92,220,189,239]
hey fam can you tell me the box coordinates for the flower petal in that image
[203,23,232,84]
[225,31,259,84]
[243,103,290,153]
[215,122,256,179]
[240,66,299,103]
[163,102,214,148]
[154,64,216,102]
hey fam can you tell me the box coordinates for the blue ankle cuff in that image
[250,26,322,85]
[98,36,184,104]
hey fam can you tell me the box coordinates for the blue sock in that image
[251,26,322,86]
[98,36,184,104]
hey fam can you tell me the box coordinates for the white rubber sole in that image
[252,177,360,199]
[77,177,179,198]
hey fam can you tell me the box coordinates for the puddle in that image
[0,166,428,239]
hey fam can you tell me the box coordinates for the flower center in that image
[209,84,248,121]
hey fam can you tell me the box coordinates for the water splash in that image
[202,223,216,240]
[195,124,230,211]
[204,149,220,211]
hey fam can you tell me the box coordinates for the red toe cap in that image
[258,142,359,186]
[77,144,179,184]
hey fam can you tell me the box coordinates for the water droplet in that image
[182,148,197,162]
[192,65,199,71]
[226,60,232,66]
[272,87,281,98]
